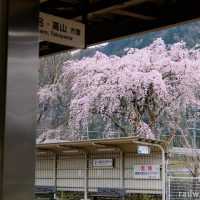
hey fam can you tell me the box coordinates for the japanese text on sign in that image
[133,165,160,179]
[39,12,85,48]
[93,159,113,168]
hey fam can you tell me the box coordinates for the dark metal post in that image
[0,0,39,199]
[82,0,88,49]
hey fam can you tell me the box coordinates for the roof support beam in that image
[74,0,149,20]
[111,9,156,21]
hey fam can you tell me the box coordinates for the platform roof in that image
[36,137,169,154]
[40,0,200,56]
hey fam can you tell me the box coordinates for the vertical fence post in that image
[83,151,88,200]
[54,153,57,199]
[168,176,170,200]
[117,147,124,189]
[193,127,197,149]
[61,191,64,200]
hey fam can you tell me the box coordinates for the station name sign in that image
[137,145,150,154]
[39,12,85,48]
[93,159,113,168]
[133,164,160,179]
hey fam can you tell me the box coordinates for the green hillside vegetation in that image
[76,21,200,58]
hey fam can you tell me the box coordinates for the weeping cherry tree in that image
[38,38,200,140]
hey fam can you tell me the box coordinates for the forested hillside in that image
[76,21,200,58]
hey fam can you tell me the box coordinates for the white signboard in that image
[93,159,113,168]
[133,165,160,179]
[78,170,85,177]
[39,12,85,48]
[137,146,150,154]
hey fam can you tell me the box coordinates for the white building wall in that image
[35,148,163,194]
[56,155,85,191]
[35,154,55,186]
[124,152,162,194]
[88,154,121,191]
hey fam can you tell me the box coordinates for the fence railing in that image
[37,129,123,142]
[157,135,200,149]
[168,176,200,200]
[37,129,200,149]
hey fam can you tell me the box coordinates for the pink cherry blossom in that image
[38,38,200,140]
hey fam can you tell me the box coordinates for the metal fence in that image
[156,134,200,149]
[37,129,123,141]
[168,177,200,200]
[37,128,200,150]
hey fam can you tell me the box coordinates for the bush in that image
[125,194,161,200]
[56,191,84,200]
[56,191,161,200]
